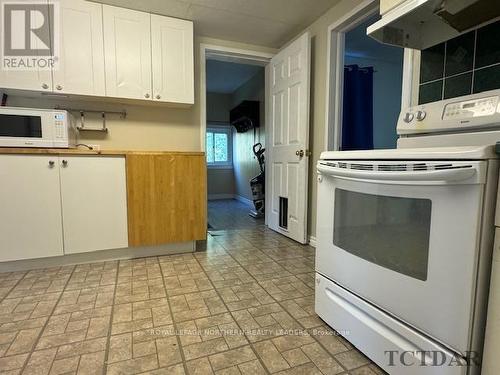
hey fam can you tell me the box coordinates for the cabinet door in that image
[60,156,128,254]
[103,5,152,100]
[126,154,207,246]
[0,155,63,262]
[0,1,52,92]
[53,0,105,96]
[151,15,194,104]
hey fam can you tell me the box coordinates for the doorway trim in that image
[324,0,416,151]
[199,43,274,223]
[199,43,274,151]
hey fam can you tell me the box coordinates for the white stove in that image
[315,90,500,375]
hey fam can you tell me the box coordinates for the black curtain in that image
[341,64,374,150]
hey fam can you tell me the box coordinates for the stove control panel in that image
[398,90,500,135]
[443,96,498,120]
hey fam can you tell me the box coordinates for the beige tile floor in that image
[0,200,384,374]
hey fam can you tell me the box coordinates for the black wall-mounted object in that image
[230,100,260,133]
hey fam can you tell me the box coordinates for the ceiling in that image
[345,15,404,63]
[206,60,263,94]
[92,0,341,48]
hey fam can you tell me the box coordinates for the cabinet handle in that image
[48,160,55,168]
[144,93,150,99]
[155,94,161,100]
[56,85,62,90]
[61,159,68,167]
[42,83,49,89]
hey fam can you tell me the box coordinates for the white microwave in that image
[0,107,77,148]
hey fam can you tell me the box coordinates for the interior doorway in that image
[324,0,413,152]
[200,45,272,231]
[342,15,404,150]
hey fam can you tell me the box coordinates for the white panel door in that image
[0,155,63,261]
[60,156,128,254]
[0,1,52,92]
[151,15,194,104]
[53,0,105,96]
[103,5,152,100]
[268,33,311,244]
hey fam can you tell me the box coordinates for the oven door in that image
[0,109,54,147]
[316,160,487,354]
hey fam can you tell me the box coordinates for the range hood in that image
[367,0,500,50]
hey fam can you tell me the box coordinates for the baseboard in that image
[208,193,235,200]
[234,194,253,206]
[308,235,317,247]
[0,241,196,272]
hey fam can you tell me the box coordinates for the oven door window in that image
[0,114,42,138]
[334,189,432,281]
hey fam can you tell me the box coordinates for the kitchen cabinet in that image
[0,0,52,93]
[0,3,194,105]
[0,155,64,262]
[103,5,152,100]
[60,156,128,254]
[0,154,128,261]
[0,66,52,93]
[151,15,194,104]
[126,153,206,246]
[482,229,500,374]
[54,0,105,96]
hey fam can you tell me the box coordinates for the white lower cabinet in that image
[0,154,128,262]
[60,156,128,254]
[0,155,64,262]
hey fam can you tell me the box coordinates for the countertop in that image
[0,147,204,156]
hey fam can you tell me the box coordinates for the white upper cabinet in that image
[0,3,194,105]
[59,156,128,254]
[54,0,105,96]
[0,1,52,92]
[0,66,53,93]
[103,5,152,100]
[152,15,194,104]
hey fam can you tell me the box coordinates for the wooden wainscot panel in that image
[126,153,207,246]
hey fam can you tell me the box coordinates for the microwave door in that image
[0,113,52,147]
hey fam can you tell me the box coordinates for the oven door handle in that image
[317,163,477,183]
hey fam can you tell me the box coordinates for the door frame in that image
[324,0,416,151]
[199,43,274,223]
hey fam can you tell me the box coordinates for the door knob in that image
[42,83,49,89]
[56,85,62,90]
[295,150,304,157]
[144,93,150,99]
[48,160,55,168]
[61,159,68,167]
[155,94,161,100]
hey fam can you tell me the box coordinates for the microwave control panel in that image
[54,112,67,139]
[397,90,500,135]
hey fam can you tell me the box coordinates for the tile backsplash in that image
[419,20,500,104]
